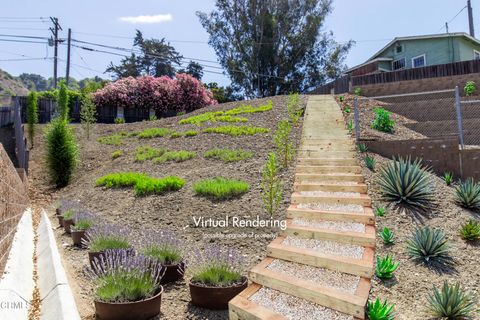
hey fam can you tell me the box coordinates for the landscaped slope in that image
[0,69,28,104]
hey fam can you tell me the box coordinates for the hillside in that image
[0,69,28,105]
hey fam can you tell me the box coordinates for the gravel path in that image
[299,191,360,197]
[297,203,364,213]
[292,218,365,233]
[250,287,353,320]
[266,259,360,294]
[282,236,364,259]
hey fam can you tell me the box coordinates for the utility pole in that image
[468,0,475,38]
[49,17,62,88]
[66,28,71,87]
[445,22,449,33]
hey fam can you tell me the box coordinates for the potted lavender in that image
[89,249,165,320]
[187,245,247,309]
[82,224,132,266]
[71,211,97,247]
[62,209,76,234]
[140,231,186,284]
[55,199,80,227]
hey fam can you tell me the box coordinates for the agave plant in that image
[379,227,394,245]
[375,206,386,217]
[406,227,453,268]
[454,178,480,211]
[357,143,368,153]
[365,155,376,171]
[378,157,434,213]
[443,172,454,186]
[376,255,399,280]
[347,120,354,133]
[366,298,395,320]
[427,281,476,319]
[459,220,480,241]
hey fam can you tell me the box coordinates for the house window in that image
[474,50,480,60]
[395,44,403,54]
[412,54,426,68]
[392,58,406,70]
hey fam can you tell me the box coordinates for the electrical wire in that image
[437,5,468,32]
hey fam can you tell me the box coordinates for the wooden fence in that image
[309,75,351,95]
[13,98,29,173]
[0,106,14,127]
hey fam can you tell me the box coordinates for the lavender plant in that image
[88,249,164,303]
[187,245,245,287]
[72,211,97,232]
[82,224,131,253]
[141,231,184,265]
[57,199,81,214]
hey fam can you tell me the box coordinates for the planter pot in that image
[57,215,64,227]
[160,262,185,284]
[189,276,248,310]
[55,208,61,216]
[88,251,104,268]
[95,286,163,320]
[63,219,74,234]
[71,229,87,247]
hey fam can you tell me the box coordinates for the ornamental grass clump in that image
[193,177,249,200]
[427,281,477,319]
[204,148,253,162]
[366,298,395,320]
[202,125,269,136]
[141,231,184,265]
[88,249,164,303]
[97,132,132,146]
[454,178,480,211]
[134,146,166,162]
[406,227,453,269]
[375,255,399,280]
[111,150,123,159]
[72,211,97,232]
[83,224,131,253]
[459,220,480,241]
[188,245,245,287]
[137,128,171,139]
[378,157,434,213]
[153,150,197,164]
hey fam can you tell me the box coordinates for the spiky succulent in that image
[366,298,395,320]
[454,178,480,211]
[406,227,453,268]
[378,157,434,213]
[443,172,454,186]
[357,143,368,153]
[375,255,399,280]
[427,281,477,319]
[365,155,376,171]
[460,220,480,241]
[375,206,386,217]
[379,227,394,245]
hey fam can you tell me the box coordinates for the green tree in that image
[261,152,282,216]
[18,73,48,91]
[26,91,38,148]
[197,0,353,97]
[44,118,78,188]
[57,81,69,121]
[80,94,97,140]
[179,61,204,80]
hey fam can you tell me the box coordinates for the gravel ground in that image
[266,259,360,294]
[297,203,364,213]
[28,95,307,320]
[292,218,366,233]
[282,236,364,259]
[299,191,360,197]
[250,287,353,320]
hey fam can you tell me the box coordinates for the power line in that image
[437,5,468,32]
[0,33,50,40]
[0,57,49,62]
[0,38,46,44]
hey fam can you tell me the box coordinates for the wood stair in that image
[229,95,375,320]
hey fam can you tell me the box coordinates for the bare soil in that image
[27,95,305,320]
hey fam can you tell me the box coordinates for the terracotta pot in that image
[95,286,163,320]
[160,262,185,284]
[55,208,61,216]
[189,276,248,310]
[57,215,64,227]
[88,251,104,268]
[71,229,87,247]
[63,219,74,234]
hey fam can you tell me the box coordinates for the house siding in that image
[457,37,480,61]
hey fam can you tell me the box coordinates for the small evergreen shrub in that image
[379,227,394,245]
[354,87,363,96]
[111,150,123,159]
[204,148,253,162]
[375,255,399,280]
[372,108,394,133]
[193,177,250,200]
[274,120,295,168]
[459,220,480,241]
[261,153,282,216]
[149,115,157,121]
[366,298,395,320]
[287,93,303,125]
[184,130,198,137]
[26,91,38,148]
[114,117,125,124]
[97,132,134,146]
[170,132,183,138]
[137,128,171,138]
[58,81,69,120]
[202,125,269,136]
[464,81,476,96]
[427,281,476,319]
[134,146,166,162]
[406,227,453,268]
[454,178,480,211]
[153,151,197,163]
[80,94,97,140]
[44,118,78,188]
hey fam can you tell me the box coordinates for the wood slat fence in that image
[0,106,14,127]
[13,98,29,173]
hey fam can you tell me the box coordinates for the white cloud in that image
[118,14,173,24]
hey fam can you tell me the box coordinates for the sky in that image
[0,0,479,87]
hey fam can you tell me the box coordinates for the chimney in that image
[468,0,475,37]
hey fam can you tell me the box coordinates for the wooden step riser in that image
[291,195,372,206]
[300,144,354,150]
[297,151,356,158]
[297,159,357,166]
[229,284,287,320]
[287,206,375,225]
[267,243,374,278]
[295,174,364,183]
[296,166,362,174]
[294,183,367,193]
[284,224,376,247]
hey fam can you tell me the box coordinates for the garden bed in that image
[27,95,306,319]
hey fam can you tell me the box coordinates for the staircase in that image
[229,95,375,320]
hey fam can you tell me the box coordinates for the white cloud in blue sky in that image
[118,14,173,24]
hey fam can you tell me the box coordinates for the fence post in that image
[353,97,360,141]
[454,86,465,149]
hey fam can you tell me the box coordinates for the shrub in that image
[141,231,184,265]
[202,125,269,136]
[287,93,303,125]
[454,178,480,211]
[88,249,163,303]
[375,206,386,217]
[149,115,157,121]
[153,151,197,164]
[464,81,476,96]
[184,130,198,137]
[111,150,123,159]
[114,117,125,124]
[83,224,131,253]
[188,245,244,287]
[261,153,282,217]
[58,81,69,120]
[193,177,249,200]
[357,143,368,153]
[354,87,363,96]
[376,255,399,280]
[137,128,171,138]
[176,73,217,112]
[134,146,166,162]
[170,132,183,139]
[366,298,395,320]
[347,119,354,133]
[365,155,375,171]
[406,227,452,268]
[80,94,97,140]
[338,95,344,102]
[72,211,97,232]
[372,108,394,133]
[45,118,78,188]
[274,120,295,168]
[97,132,131,146]
[95,172,185,196]
[379,227,394,245]
[224,101,272,115]
[443,172,454,186]
[459,220,480,241]
[204,148,253,162]
[427,281,476,319]
[343,105,351,114]
[61,208,75,220]
[378,157,434,213]
[26,91,38,148]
